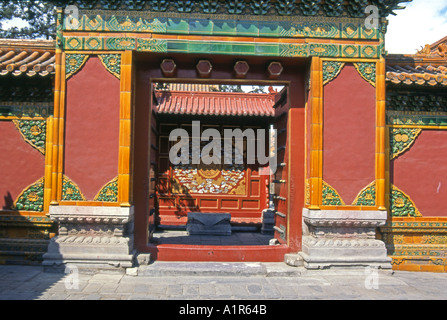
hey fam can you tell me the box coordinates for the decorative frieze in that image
[59,0,407,17]
[63,35,383,59]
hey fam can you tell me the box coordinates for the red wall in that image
[64,56,120,200]
[0,121,44,209]
[323,64,376,205]
[391,130,447,217]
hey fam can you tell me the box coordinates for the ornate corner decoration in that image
[352,181,376,206]
[322,181,345,206]
[13,119,47,155]
[390,184,422,217]
[65,54,89,79]
[13,177,45,212]
[390,128,422,159]
[354,62,376,87]
[322,61,345,85]
[94,177,118,202]
[62,176,86,201]
[98,54,121,79]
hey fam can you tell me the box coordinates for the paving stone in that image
[1,265,447,300]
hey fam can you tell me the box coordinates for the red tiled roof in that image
[0,39,55,77]
[155,90,277,117]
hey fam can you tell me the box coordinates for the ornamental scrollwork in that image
[390,184,422,217]
[65,54,89,79]
[13,178,45,212]
[323,61,345,85]
[354,62,376,86]
[13,119,47,155]
[322,181,344,206]
[98,54,122,79]
[390,128,422,159]
[94,177,118,202]
[62,176,86,201]
[352,181,376,206]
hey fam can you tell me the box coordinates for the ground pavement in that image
[0,262,446,301]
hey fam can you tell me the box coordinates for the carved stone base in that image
[43,206,135,273]
[298,209,392,270]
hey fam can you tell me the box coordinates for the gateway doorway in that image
[152,83,280,247]
[131,54,306,261]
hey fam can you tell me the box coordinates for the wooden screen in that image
[157,122,269,226]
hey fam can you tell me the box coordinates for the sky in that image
[385,0,447,54]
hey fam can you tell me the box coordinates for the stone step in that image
[137,261,303,277]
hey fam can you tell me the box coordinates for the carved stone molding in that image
[303,209,387,228]
[298,209,391,270]
[43,206,135,272]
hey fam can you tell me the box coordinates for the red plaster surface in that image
[0,121,44,209]
[64,56,120,200]
[323,64,376,205]
[391,130,447,217]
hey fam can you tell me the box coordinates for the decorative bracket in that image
[65,54,89,79]
[390,128,422,159]
[98,54,122,79]
[322,61,345,85]
[354,62,376,87]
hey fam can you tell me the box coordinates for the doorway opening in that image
[151,82,286,248]
[131,54,306,261]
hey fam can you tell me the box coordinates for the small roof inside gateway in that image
[154,84,282,117]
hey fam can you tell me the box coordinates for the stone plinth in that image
[187,212,231,236]
[43,205,135,273]
[298,209,392,270]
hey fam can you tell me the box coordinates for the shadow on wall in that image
[2,192,13,211]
